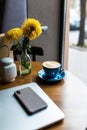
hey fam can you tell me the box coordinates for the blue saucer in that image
[38,69,65,82]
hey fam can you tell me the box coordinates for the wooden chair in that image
[0,33,13,58]
[0,44,9,58]
[11,45,44,61]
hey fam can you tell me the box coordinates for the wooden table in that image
[0,62,87,130]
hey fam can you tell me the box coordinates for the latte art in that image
[43,61,60,68]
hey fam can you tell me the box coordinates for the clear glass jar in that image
[19,49,31,75]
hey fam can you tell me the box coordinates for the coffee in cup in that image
[42,61,62,79]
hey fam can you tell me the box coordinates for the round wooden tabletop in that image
[0,61,87,130]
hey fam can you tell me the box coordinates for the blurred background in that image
[68,0,87,86]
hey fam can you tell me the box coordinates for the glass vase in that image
[19,49,31,75]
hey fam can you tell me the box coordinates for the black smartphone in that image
[14,87,48,115]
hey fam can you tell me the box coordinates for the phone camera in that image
[16,90,21,94]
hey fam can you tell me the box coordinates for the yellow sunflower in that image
[21,18,42,40]
[6,28,23,42]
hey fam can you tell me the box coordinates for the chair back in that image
[0,33,13,58]
[11,46,44,61]
[0,45,9,58]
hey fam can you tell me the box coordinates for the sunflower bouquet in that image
[6,18,42,74]
[6,18,42,52]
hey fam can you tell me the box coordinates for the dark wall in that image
[27,0,63,62]
[0,0,65,63]
[0,0,5,33]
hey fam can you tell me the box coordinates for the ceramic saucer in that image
[38,69,65,82]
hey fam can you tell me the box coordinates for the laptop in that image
[0,82,65,130]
